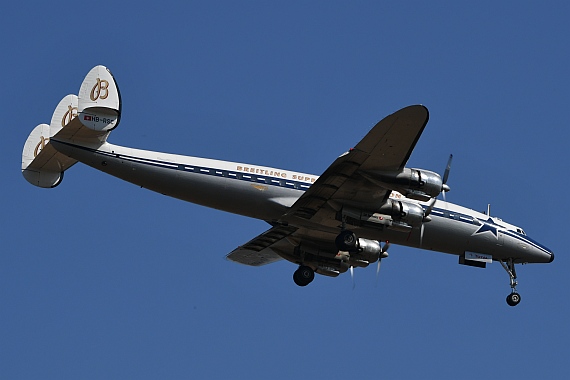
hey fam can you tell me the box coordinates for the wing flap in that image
[284,149,369,220]
[226,225,297,266]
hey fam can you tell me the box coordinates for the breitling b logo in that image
[34,136,49,157]
[90,78,110,101]
[61,105,78,127]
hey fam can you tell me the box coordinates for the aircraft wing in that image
[227,105,429,267]
[281,104,429,225]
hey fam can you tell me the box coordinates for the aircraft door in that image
[497,230,505,246]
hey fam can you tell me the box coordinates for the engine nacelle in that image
[377,199,425,228]
[356,238,381,255]
[354,238,382,264]
[341,199,425,232]
[371,168,443,201]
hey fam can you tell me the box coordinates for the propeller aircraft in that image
[22,66,554,306]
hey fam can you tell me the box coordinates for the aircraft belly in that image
[50,140,295,221]
[419,216,470,254]
[202,176,299,220]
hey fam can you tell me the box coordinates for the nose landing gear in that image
[506,292,521,307]
[499,258,521,307]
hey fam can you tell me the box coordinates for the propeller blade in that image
[350,266,355,290]
[375,241,390,287]
[375,259,382,287]
[424,196,437,219]
[425,155,453,221]
[441,154,452,210]
[442,190,449,211]
[443,154,453,185]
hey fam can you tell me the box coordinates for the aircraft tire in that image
[506,292,521,307]
[335,230,357,251]
[293,266,314,286]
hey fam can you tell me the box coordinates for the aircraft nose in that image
[520,235,554,263]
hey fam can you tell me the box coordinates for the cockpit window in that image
[516,228,526,235]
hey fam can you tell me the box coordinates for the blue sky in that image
[1,1,568,378]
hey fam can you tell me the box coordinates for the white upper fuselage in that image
[50,139,553,265]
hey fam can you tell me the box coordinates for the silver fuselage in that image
[51,139,554,265]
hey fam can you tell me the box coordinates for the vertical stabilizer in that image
[77,65,121,132]
[22,65,121,188]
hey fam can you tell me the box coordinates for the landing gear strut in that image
[293,265,315,287]
[499,258,521,307]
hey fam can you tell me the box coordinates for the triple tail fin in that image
[22,65,121,188]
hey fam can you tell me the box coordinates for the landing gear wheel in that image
[293,265,315,287]
[500,258,522,306]
[506,292,521,307]
[335,230,357,251]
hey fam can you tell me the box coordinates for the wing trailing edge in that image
[226,225,298,266]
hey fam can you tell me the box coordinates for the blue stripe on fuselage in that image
[424,205,552,254]
[59,140,552,256]
[55,140,314,191]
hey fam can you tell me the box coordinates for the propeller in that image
[424,154,453,219]
[375,241,390,287]
[441,154,453,202]
[350,266,355,290]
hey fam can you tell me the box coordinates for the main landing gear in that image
[499,258,521,307]
[335,230,358,251]
[292,230,358,287]
[293,265,315,287]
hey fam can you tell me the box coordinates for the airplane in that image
[21,65,554,307]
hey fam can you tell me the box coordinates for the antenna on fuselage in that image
[486,204,491,216]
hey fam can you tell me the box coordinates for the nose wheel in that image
[499,258,521,307]
[506,292,521,307]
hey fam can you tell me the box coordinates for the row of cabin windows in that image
[181,165,311,190]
